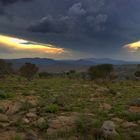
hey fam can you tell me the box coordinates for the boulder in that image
[129,98,140,107]
[101,121,119,139]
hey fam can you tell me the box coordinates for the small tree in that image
[0,59,13,78]
[88,64,114,81]
[135,71,140,78]
[39,72,52,78]
[19,63,39,81]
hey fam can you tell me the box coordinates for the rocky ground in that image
[0,76,139,140]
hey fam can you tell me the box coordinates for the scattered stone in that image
[0,101,12,113]
[112,118,123,123]
[29,108,37,113]
[22,118,30,124]
[96,87,109,94]
[108,114,115,117]
[0,114,9,122]
[0,122,10,128]
[129,106,140,113]
[101,121,119,139]
[47,115,77,135]
[6,102,21,115]
[0,131,25,140]
[129,98,140,107]
[26,113,37,118]
[89,98,96,102]
[122,121,137,128]
[36,117,46,125]
[100,103,112,110]
[26,96,38,106]
[137,120,140,124]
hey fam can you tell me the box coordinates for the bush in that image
[135,70,140,78]
[19,63,39,81]
[39,72,52,78]
[20,101,33,112]
[37,121,49,131]
[44,104,59,113]
[75,115,96,134]
[0,90,13,99]
[0,59,13,78]
[88,64,114,81]
[11,135,23,140]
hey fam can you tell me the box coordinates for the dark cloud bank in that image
[0,0,140,60]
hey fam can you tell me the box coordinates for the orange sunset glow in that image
[0,34,64,54]
[124,40,140,52]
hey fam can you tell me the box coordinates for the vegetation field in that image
[0,76,139,140]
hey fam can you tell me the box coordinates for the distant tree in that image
[66,70,76,75]
[0,59,13,78]
[88,64,114,81]
[134,70,140,78]
[137,64,140,69]
[19,63,39,81]
[66,70,77,79]
[39,72,52,78]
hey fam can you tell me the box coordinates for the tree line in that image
[0,59,140,81]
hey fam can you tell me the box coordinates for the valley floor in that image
[0,76,139,140]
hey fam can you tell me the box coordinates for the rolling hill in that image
[5,58,140,73]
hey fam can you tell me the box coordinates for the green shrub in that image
[37,121,49,131]
[20,101,33,112]
[11,135,23,140]
[0,90,13,99]
[124,113,140,121]
[44,104,59,113]
[75,115,95,134]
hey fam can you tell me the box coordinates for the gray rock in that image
[101,121,119,139]
[129,98,140,107]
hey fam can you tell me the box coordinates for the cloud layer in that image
[28,0,107,34]
[0,0,140,60]
[0,34,65,58]
[0,0,33,15]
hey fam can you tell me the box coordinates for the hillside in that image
[6,58,140,73]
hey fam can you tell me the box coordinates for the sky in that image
[0,0,140,60]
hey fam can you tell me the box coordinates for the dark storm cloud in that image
[28,0,107,35]
[1,0,140,60]
[0,0,33,15]
[29,16,70,33]
[0,0,33,5]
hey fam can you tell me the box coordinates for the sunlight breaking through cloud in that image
[124,41,140,52]
[0,34,64,54]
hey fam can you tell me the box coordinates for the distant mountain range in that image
[5,58,140,73]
